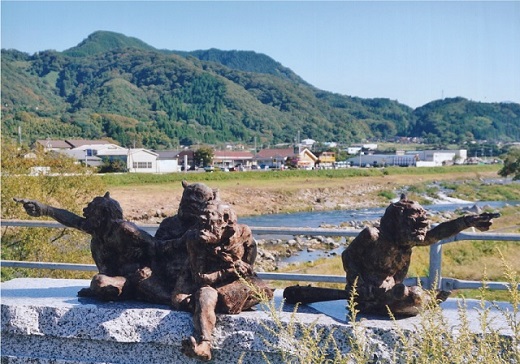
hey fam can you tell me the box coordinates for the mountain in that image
[1,31,519,149]
[412,97,520,144]
[171,48,307,84]
[63,31,157,57]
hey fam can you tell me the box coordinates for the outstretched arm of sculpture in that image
[14,198,85,231]
[421,212,499,246]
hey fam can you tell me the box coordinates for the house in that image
[96,148,161,173]
[156,151,180,173]
[347,147,362,155]
[95,147,128,166]
[35,139,73,152]
[316,151,336,168]
[59,149,103,167]
[293,148,319,169]
[255,148,294,168]
[70,142,126,158]
[255,147,318,169]
[213,151,254,168]
[43,139,125,163]
[127,149,159,173]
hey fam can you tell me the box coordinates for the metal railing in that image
[1,219,519,291]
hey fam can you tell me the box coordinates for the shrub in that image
[1,141,105,281]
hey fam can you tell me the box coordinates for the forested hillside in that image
[2,31,519,149]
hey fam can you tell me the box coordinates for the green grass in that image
[101,164,501,187]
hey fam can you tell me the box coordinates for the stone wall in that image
[1,278,516,363]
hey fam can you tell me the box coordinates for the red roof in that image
[255,148,295,159]
[213,151,254,159]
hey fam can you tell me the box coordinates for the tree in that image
[498,148,520,180]
[1,140,105,280]
[194,147,214,167]
[98,157,128,173]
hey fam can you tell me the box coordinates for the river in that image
[239,200,519,265]
[239,200,517,229]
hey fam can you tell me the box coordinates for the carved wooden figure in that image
[172,200,273,361]
[284,195,498,317]
[14,193,163,302]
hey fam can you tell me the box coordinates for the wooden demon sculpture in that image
[284,195,498,317]
[14,193,161,302]
[17,181,273,361]
[172,199,273,361]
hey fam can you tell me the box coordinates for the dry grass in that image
[260,260,520,364]
[108,167,503,219]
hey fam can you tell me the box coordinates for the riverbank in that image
[108,167,503,223]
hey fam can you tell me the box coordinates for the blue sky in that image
[2,1,519,108]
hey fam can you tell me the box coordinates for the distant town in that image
[31,138,503,175]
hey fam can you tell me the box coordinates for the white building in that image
[95,148,158,173]
[410,149,467,166]
[347,154,416,167]
[156,151,180,173]
[347,147,362,155]
[126,149,159,173]
[345,149,468,168]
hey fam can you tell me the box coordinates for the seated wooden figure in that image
[284,194,498,317]
[14,193,166,303]
[153,181,221,297]
[172,200,273,361]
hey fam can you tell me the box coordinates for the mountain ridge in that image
[1,31,519,149]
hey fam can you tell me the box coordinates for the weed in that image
[377,190,395,201]
[259,262,519,364]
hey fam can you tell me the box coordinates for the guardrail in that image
[1,219,519,291]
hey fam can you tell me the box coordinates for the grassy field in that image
[101,164,502,187]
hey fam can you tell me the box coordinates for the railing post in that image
[428,241,443,290]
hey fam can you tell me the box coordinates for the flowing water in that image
[239,200,519,265]
[239,201,516,229]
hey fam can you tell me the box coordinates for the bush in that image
[1,141,105,281]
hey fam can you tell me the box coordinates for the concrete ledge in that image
[1,278,517,363]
